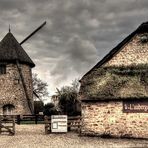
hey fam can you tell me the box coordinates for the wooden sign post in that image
[51,115,67,133]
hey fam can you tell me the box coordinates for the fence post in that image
[35,115,38,124]
[17,115,20,125]
[78,116,81,134]
[0,116,2,134]
[12,116,15,135]
[44,116,50,134]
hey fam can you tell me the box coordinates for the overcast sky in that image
[0,0,148,99]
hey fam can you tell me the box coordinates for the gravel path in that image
[0,125,148,148]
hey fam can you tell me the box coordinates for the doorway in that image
[3,104,15,115]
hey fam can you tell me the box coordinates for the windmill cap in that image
[0,32,35,68]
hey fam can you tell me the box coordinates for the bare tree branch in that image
[32,73,49,100]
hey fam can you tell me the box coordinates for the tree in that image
[33,73,49,100]
[71,78,80,93]
[34,101,44,114]
[43,103,58,116]
[57,79,81,116]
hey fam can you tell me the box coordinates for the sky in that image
[0,0,148,101]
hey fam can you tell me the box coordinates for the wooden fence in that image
[0,115,81,135]
[16,115,44,124]
[0,115,15,135]
[68,116,81,132]
[45,116,81,134]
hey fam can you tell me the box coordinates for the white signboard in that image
[51,115,67,133]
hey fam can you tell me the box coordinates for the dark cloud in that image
[0,0,148,95]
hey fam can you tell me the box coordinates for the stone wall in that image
[104,33,148,67]
[0,63,33,115]
[81,101,148,139]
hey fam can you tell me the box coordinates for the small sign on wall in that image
[51,115,67,133]
[123,100,148,113]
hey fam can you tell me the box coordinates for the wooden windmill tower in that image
[0,22,46,115]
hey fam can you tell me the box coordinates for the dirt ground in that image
[0,125,148,148]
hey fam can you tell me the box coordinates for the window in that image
[3,104,15,115]
[0,64,6,74]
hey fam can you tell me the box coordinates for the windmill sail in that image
[16,60,34,114]
[20,21,46,45]
[16,21,47,114]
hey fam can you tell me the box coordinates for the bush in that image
[43,103,58,116]
[34,101,44,114]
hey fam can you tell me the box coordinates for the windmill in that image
[0,21,46,115]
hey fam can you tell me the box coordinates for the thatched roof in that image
[80,66,148,101]
[0,32,35,67]
[81,21,148,79]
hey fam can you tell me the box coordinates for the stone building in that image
[79,22,148,139]
[0,32,35,115]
